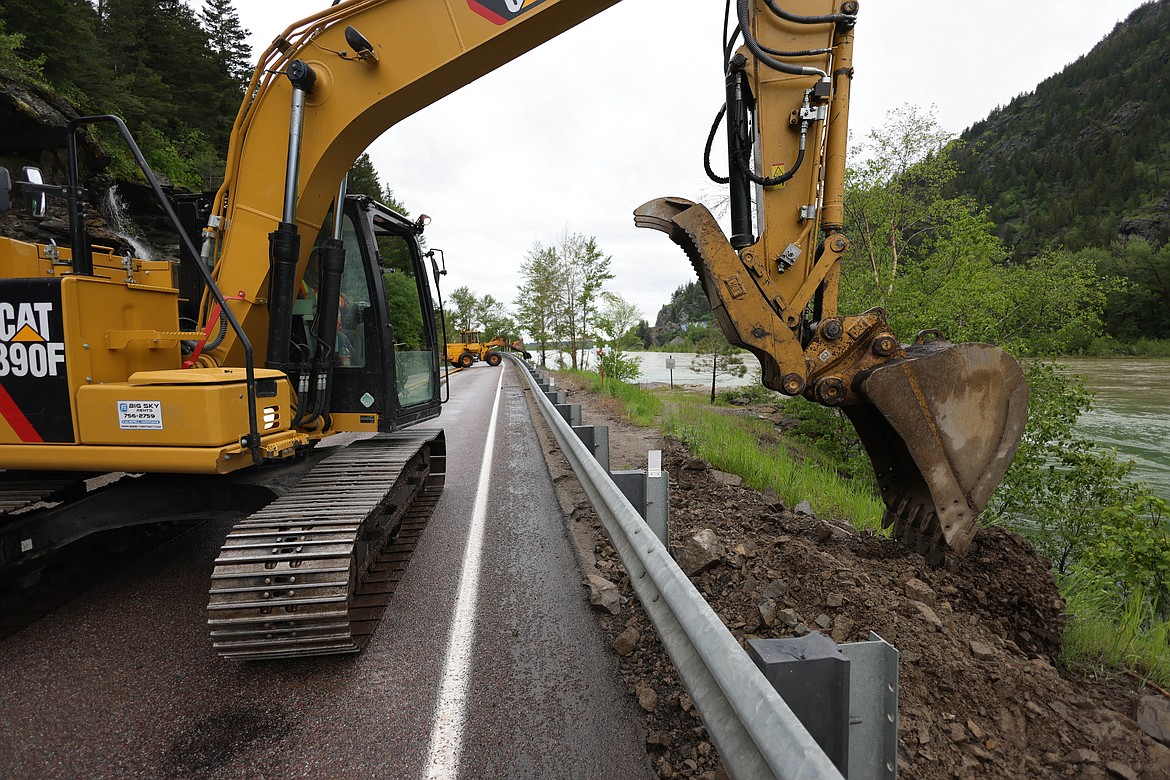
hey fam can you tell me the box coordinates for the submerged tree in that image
[691,328,745,403]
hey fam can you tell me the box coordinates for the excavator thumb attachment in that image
[845,340,1028,563]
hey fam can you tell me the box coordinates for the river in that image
[617,351,1170,500]
[1057,358,1170,500]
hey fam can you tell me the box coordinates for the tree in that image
[0,0,106,98]
[199,0,251,86]
[633,319,652,349]
[691,328,746,403]
[552,232,613,369]
[842,105,965,310]
[516,242,562,368]
[595,292,641,350]
[446,286,479,336]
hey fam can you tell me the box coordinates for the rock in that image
[636,683,658,712]
[758,598,779,627]
[646,731,673,748]
[794,499,814,516]
[830,617,854,643]
[612,626,640,656]
[961,743,993,761]
[969,640,995,659]
[677,529,726,575]
[904,577,937,608]
[730,541,756,558]
[762,488,785,511]
[777,608,801,628]
[1062,748,1100,765]
[966,719,985,739]
[826,592,844,608]
[910,601,943,629]
[1137,694,1170,745]
[585,574,621,615]
[710,469,743,487]
[761,580,787,601]
[684,458,708,471]
[1104,760,1138,780]
[814,613,832,630]
[1146,741,1170,777]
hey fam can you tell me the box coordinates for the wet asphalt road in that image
[0,363,656,780]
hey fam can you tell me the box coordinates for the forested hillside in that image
[0,0,250,189]
[947,0,1170,256]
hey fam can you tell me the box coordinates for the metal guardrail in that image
[507,354,845,780]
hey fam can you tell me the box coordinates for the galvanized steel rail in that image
[508,355,844,780]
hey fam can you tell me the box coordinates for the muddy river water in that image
[1058,358,1170,500]
[620,352,1170,500]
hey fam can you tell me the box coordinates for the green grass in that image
[556,370,884,531]
[1060,570,1170,689]
[662,396,884,531]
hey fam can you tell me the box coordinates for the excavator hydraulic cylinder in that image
[725,62,755,249]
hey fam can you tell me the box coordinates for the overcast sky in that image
[236,0,1149,330]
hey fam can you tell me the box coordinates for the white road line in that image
[424,369,505,780]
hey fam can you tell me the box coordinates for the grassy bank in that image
[1080,337,1170,358]
[560,369,884,531]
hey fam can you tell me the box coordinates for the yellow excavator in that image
[0,0,1026,658]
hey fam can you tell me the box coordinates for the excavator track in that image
[0,473,90,516]
[207,429,445,660]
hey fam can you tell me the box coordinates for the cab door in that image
[308,198,440,431]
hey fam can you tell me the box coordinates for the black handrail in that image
[66,116,262,463]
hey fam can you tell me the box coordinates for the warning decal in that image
[467,0,548,25]
[770,163,787,187]
[0,279,74,443]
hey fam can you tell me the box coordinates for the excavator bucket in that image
[844,340,1028,563]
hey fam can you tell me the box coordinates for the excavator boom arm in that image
[204,0,620,366]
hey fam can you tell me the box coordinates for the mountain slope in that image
[946,0,1170,258]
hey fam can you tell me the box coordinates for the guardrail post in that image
[747,633,850,776]
[546,390,566,405]
[610,450,669,547]
[555,402,582,427]
[840,634,899,780]
[646,449,669,548]
[748,632,899,779]
[573,424,610,472]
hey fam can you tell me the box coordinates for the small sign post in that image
[665,356,676,388]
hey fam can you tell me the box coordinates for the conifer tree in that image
[199,0,252,86]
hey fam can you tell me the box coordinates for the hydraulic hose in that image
[737,0,827,78]
[704,104,730,185]
[762,0,856,27]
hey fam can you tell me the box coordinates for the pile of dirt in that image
[535,370,1170,780]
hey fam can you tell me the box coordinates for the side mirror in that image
[21,167,47,218]
[0,167,11,212]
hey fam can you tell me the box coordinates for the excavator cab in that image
[290,195,442,432]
